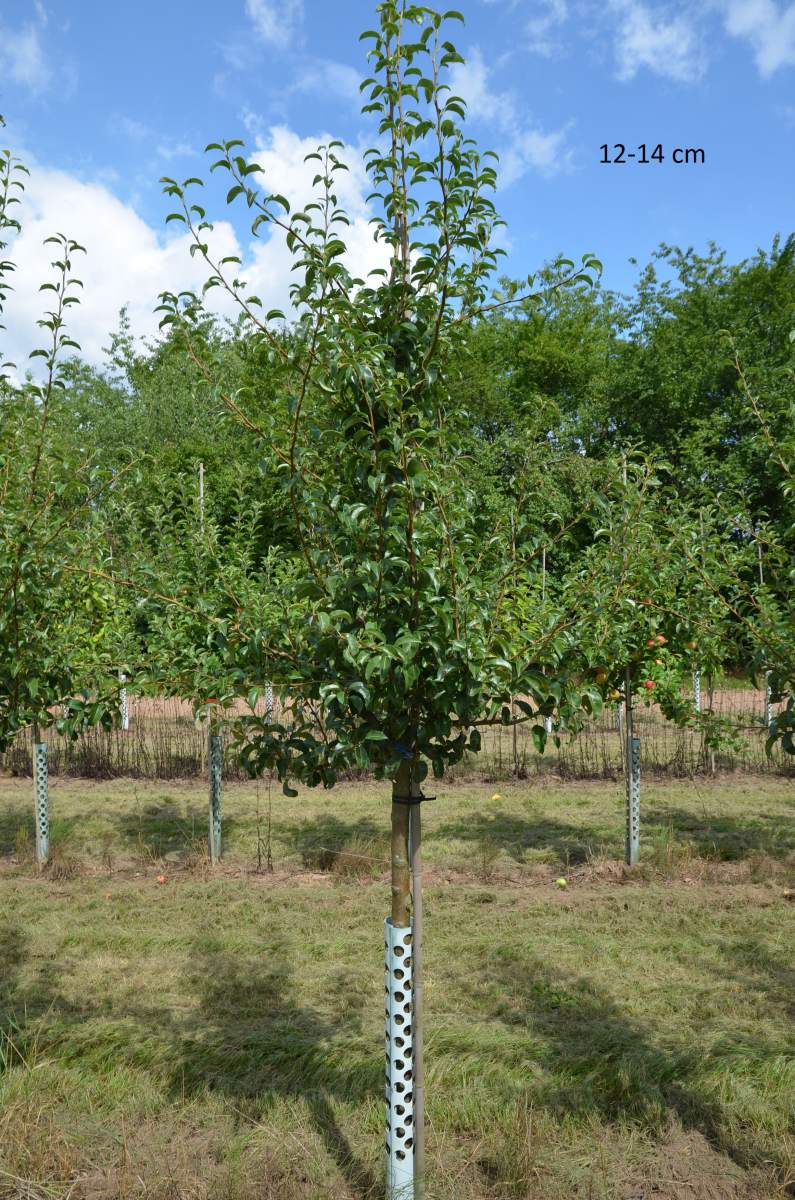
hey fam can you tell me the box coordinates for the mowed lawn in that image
[1,775,794,1199]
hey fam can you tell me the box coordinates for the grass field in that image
[1,775,794,1199]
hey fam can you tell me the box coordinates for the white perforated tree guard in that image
[208,733,222,863]
[119,672,129,731]
[764,671,772,729]
[625,735,640,866]
[693,670,701,713]
[33,741,49,864]
[385,918,414,1199]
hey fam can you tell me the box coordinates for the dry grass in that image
[1,775,793,1199]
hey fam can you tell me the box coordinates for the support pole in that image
[385,917,414,1199]
[757,531,772,732]
[208,731,222,864]
[198,461,205,532]
[409,804,425,1198]
[624,669,640,866]
[119,671,129,731]
[33,740,49,865]
[541,549,553,737]
[386,762,418,1199]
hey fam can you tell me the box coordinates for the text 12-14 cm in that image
[600,144,705,164]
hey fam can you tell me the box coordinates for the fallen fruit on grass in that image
[156,874,166,884]
[491,792,502,802]
[555,877,568,888]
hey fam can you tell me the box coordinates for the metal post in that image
[208,731,222,863]
[757,534,772,731]
[541,549,552,739]
[626,735,641,866]
[119,671,129,731]
[693,669,701,714]
[409,806,425,1198]
[385,917,414,1200]
[624,669,640,866]
[33,741,49,865]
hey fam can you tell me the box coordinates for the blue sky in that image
[1,0,793,366]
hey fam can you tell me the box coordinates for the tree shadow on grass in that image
[0,804,33,856]
[0,805,85,858]
[467,948,794,1192]
[115,798,241,861]
[0,912,382,1198]
[165,938,382,1199]
[0,919,81,1067]
[278,813,384,871]
[644,805,795,860]
[432,809,611,864]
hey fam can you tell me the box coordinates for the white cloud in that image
[450,48,571,183]
[0,18,50,94]
[1,124,387,372]
[525,0,569,56]
[245,0,304,49]
[243,124,388,296]
[608,0,705,82]
[2,166,240,370]
[722,0,795,75]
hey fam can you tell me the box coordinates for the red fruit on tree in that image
[643,680,656,690]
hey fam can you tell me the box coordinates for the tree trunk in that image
[391,759,416,925]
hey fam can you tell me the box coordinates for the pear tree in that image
[157,5,612,1194]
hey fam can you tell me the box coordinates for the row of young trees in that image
[2,2,794,1193]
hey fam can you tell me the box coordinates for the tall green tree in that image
[152,6,628,1193]
[0,120,121,753]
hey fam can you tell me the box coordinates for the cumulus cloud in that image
[244,0,304,49]
[722,0,795,76]
[1,124,388,372]
[450,48,571,184]
[242,124,388,298]
[607,0,706,83]
[2,166,240,370]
